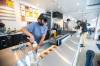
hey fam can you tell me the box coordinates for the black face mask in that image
[38,22,44,26]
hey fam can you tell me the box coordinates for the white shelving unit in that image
[0,6,16,21]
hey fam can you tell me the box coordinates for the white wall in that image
[53,18,63,28]
[2,20,26,30]
[1,0,27,31]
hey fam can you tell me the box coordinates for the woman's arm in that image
[38,35,46,47]
[21,27,35,43]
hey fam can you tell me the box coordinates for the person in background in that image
[0,20,6,33]
[76,20,88,47]
[21,13,48,50]
[67,19,76,31]
[0,22,5,28]
[64,18,71,31]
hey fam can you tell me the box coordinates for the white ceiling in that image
[22,0,100,20]
[22,0,86,13]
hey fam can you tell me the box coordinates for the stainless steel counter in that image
[0,33,79,66]
[38,34,80,66]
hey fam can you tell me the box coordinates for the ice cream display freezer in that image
[0,33,87,66]
[38,34,80,66]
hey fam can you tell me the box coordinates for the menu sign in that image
[0,0,15,21]
[33,9,40,21]
[0,0,14,8]
[0,0,5,6]
[20,4,41,22]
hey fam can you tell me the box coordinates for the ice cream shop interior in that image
[0,0,100,66]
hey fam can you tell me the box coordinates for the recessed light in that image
[77,2,80,6]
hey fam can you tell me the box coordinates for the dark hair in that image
[38,13,48,22]
[76,20,81,24]
[43,17,48,22]
[67,18,71,21]
[0,22,5,28]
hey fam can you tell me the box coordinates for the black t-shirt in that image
[80,22,87,33]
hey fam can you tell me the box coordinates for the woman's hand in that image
[21,28,35,43]
[27,36,34,43]
[32,45,40,51]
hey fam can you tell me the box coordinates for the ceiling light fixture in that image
[76,2,80,6]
